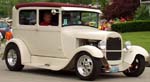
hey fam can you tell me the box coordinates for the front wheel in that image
[75,52,101,81]
[123,55,145,77]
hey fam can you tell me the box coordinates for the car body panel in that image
[3,38,31,64]
[123,46,150,64]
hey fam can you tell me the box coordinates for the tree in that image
[99,0,109,9]
[103,0,140,20]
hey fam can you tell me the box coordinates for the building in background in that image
[140,0,150,15]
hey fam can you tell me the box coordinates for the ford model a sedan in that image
[2,2,150,80]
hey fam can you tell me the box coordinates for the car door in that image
[32,9,65,58]
[16,9,39,56]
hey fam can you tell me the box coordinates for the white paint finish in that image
[61,26,122,59]
[29,56,69,71]
[107,60,122,65]
[61,7,102,13]
[118,62,131,71]
[5,38,31,64]
[13,27,38,57]
[35,26,64,58]
[12,7,18,29]
[73,45,104,58]
[62,26,122,40]
[123,45,150,64]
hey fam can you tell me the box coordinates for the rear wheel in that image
[5,44,24,71]
[75,52,101,81]
[123,55,145,77]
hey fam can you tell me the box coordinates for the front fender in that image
[73,45,104,58]
[3,38,31,64]
[123,45,150,65]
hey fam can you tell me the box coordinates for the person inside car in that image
[40,12,52,26]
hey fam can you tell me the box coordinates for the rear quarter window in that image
[19,10,36,25]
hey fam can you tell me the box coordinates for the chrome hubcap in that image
[77,55,93,77]
[7,49,17,66]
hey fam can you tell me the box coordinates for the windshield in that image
[62,11,99,28]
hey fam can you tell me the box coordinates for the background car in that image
[0,21,11,40]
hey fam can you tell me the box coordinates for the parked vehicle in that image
[0,21,11,39]
[2,2,150,81]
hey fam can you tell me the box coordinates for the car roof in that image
[15,2,97,9]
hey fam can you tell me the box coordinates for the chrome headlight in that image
[98,41,106,49]
[125,41,132,50]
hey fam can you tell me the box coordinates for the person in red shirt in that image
[40,12,52,26]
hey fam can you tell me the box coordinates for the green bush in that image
[111,20,150,33]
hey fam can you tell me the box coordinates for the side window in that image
[19,10,36,25]
[39,9,59,26]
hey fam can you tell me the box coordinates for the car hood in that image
[62,26,122,40]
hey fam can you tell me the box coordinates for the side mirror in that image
[51,9,59,15]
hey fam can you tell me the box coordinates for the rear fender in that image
[3,38,31,64]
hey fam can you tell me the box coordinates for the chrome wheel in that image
[77,55,93,77]
[5,44,24,71]
[7,49,17,66]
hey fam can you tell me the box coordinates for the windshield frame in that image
[61,11,99,28]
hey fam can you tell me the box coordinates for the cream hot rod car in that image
[2,2,150,81]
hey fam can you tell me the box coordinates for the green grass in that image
[122,31,150,51]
